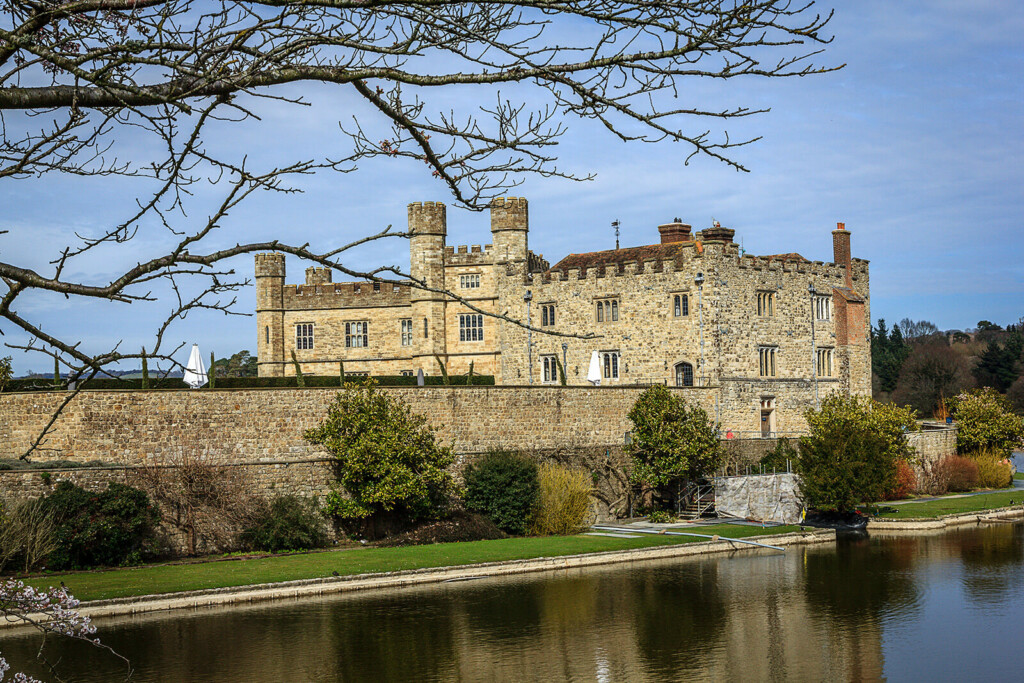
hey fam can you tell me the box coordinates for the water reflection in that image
[2,524,1022,682]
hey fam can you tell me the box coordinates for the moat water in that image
[3,522,1023,682]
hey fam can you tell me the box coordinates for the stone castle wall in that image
[0,386,719,466]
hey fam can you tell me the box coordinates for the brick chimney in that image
[658,219,692,244]
[832,222,852,289]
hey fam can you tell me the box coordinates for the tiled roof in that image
[548,243,687,273]
[762,253,809,262]
[832,286,865,303]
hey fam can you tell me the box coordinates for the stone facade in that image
[256,199,871,435]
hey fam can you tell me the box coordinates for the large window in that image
[758,346,777,377]
[459,314,484,342]
[345,321,368,348]
[815,295,831,321]
[400,319,413,346]
[816,348,834,377]
[541,304,556,327]
[602,351,620,379]
[296,323,314,350]
[596,298,619,323]
[675,362,694,387]
[673,293,689,318]
[541,355,558,383]
[460,274,480,289]
[757,291,775,317]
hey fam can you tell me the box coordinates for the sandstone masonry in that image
[256,200,871,435]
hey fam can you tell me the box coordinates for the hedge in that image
[1,375,494,392]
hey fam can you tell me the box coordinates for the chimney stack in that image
[832,222,852,289]
[657,219,692,244]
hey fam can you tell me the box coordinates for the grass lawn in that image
[21,524,798,602]
[863,490,1023,520]
[1014,472,1023,480]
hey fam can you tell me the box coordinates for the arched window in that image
[675,362,694,387]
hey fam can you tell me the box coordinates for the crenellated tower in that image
[490,197,529,265]
[408,201,448,363]
[255,253,286,377]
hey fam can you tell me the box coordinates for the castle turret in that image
[490,197,528,264]
[255,253,286,377]
[304,266,332,285]
[408,201,448,362]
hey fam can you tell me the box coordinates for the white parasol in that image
[586,351,602,386]
[183,344,208,389]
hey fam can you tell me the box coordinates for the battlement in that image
[408,201,447,236]
[490,196,528,210]
[254,252,286,278]
[443,244,494,267]
[282,281,411,310]
[305,266,332,285]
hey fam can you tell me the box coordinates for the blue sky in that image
[2,1,1022,373]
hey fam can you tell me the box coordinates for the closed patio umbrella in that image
[586,351,602,386]
[183,344,208,389]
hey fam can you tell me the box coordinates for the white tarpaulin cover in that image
[586,351,602,386]
[183,344,208,389]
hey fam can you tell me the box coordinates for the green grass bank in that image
[865,490,1023,519]
[23,525,796,602]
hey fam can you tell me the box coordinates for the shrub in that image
[528,464,592,536]
[950,388,1024,458]
[970,448,1013,489]
[463,450,540,535]
[239,496,328,552]
[41,481,161,570]
[759,438,798,472]
[627,385,722,488]
[646,510,675,524]
[0,498,58,574]
[306,381,458,532]
[797,395,917,511]
[934,455,980,493]
[883,460,918,501]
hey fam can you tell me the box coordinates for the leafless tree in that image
[1,0,839,457]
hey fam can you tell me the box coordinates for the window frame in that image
[541,355,558,383]
[400,318,413,347]
[816,347,834,377]
[595,298,620,323]
[459,273,481,289]
[459,313,484,342]
[757,291,775,317]
[674,361,694,387]
[815,295,831,321]
[345,321,369,348]
[601,351,620,379]
[541,304,556,327]
[673,293,690,318]
[758,346,777,377]
[295,323,315,350]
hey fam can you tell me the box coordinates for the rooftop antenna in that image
[612,219,621,250]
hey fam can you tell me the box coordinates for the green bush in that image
[239,496,328,552]
[627,385,722,487]
[797,395,916,511]
[528,464,592,536]
[306,381,458,531]
[41,481,161,569]
[0,374,495,392]
[759,438,798,471]
[950,388,1024,458]
[463,450,540,535]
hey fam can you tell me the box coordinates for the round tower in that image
[408,202,447,363]
[255,253,286,377]
[490,197,528,264]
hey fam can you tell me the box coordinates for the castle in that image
[255,198,870,436]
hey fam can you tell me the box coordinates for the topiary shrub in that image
[883,460,918,501]
[463,450,540,535]
[934,455,980,493]
[306,381,458,537]
[41,481,161,570]
[239,496,328,552]
[970,448,1014,489]
[528,464,592,536]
